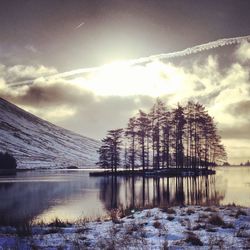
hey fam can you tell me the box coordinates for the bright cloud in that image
[235,40,250,62]
[75,61,189,97]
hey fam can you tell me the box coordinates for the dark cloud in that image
[1,81,95,108]
[227,100,250,119]
[220,123,250,139]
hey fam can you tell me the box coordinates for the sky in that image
[0,0,250,164]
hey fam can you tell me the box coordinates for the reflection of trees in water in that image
[99,175,226,211]
[99,176,121,210]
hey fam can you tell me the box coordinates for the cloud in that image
[7,35,248,83]
[22,104,77,123]
[0,41,250,163]
[25,45,39,54]
[2,64,57,84]
[227,100,250,119]
[193,81,206,91]
[0,64,155,138]
[12,79,94,107]
[235,41,250,62]
[220,124,250,140]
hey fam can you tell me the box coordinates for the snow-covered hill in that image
[0,98,100,169]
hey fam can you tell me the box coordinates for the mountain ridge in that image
[0,97,100,169]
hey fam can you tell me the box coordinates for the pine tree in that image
[96,137,113,169]
[125,117,137,171]
[172,104,186,168]
[136,110,151,170]
[161,110,172,168]
[150,99,166,169]
[107,129,123,173]
[97,129,123,173]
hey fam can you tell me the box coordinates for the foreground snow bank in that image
[0,205,249,249]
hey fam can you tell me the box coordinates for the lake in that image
[0,167,249,226]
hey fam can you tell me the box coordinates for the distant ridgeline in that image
[0,152,17,173]
[97,99,227,173]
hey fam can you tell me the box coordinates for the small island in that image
[92,100,226,177]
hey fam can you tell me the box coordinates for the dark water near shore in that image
[0,167,249,225]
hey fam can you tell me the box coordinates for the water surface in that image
[0,167,249,225]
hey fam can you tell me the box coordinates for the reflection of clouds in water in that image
[0,171,100,225]
[35,192,104,223]
[215,167,250,206]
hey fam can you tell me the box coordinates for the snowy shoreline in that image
[0,205,249,249]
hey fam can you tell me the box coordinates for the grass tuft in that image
[235,209,247,218]
[186,208,195,215]
[185,232,203,246]
[204,207,217,212]
[153,221,161,229]
[162,207,176,214]
[167,216,175,221]
[49,218,70,227]
[208,214,225,226]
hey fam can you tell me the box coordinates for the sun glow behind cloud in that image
[71,60,186,97]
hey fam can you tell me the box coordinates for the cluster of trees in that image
[0,152,17,170]
[97,99,227,172]
[240,160,250,166]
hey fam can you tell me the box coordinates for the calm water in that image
[0,167,249,226]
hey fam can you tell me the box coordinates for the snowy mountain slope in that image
[0,98,100,169]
